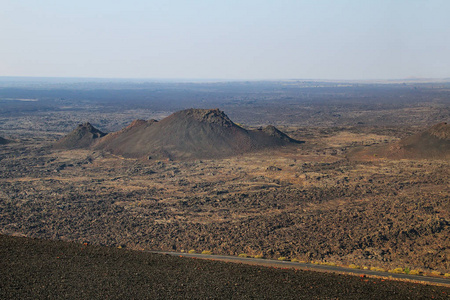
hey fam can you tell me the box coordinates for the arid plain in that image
[1,81,449,281]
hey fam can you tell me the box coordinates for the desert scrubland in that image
[0,81,449,282]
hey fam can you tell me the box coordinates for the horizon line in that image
[1,75,450,84]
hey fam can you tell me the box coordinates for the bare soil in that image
[1,130,448,274]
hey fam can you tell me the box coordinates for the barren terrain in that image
[2,235,449,299]
[0,80,449,296]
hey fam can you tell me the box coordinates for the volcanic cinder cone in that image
[93,108,301,160]
[393,122,450,159]
[54,122,106,149]
[351,122,450,160]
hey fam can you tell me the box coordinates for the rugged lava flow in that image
[1,235,449,299]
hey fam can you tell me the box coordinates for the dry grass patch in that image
[409,269,422,276]
[431,271,442,276]
[388,268,405,274]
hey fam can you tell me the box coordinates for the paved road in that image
[154,251,450,287]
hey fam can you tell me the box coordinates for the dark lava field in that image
[1,80,449,298]
[2,235,449,299]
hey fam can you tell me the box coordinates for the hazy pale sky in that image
[1,0,449,80]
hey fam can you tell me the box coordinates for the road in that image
[154,251,450,287]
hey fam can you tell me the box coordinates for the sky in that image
[1,0,450,80]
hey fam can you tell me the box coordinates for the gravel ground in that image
[1,235,449,299]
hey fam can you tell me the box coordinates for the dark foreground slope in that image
[351,122,450,160]
[93,108,300,159]
[1,235,448,300]
[0,136,11,145]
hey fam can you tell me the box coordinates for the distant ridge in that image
[56,109,302,159]
[54,122,106,150]
[351,122,450,160]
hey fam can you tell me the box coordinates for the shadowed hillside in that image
[0,137,11,145]
[394,122,450,158]
[351,122,450,160]
[54,123,106,150]
[91,108,300,160]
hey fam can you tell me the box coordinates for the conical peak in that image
[261,125,296,142]
[262,125,279,134]
[78,122,94,131]
[174,108,235,127]
[126,119,148,129]
[75,122,105,137]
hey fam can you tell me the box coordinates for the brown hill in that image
[97,119,157,145]
[93,108,301,160]
[351,122,450,160]
[54,122,106,150]
[394,122,450,158]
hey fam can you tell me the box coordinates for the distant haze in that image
[1,0,450,80]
